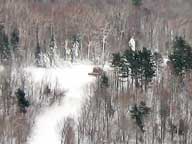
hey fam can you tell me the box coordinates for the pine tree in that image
[129,101,150,132]
[112,52,127,77]
[119,57,129,78]
[0,25,10,63]
[10,27,19,52]
[124,49,136,76]
[169,36,192,76]
[112,48,155,89]
[140,47,156,89]
[124,49,142,87]
[10,27,20,64]
[184,44,192,70]
[15,88,30,113]
[123,48,155,88]
[153,51,163,74]
[131,0,142,6]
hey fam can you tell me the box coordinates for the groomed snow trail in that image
[26,63,96,144]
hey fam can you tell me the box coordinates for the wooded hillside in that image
[0,0,192,65]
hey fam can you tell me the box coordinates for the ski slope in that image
[26,62,96,144]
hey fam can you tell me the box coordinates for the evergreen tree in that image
[184,44,192,70]
[0,25,10,63]
[10,27,19,52]
[124,49,142,87]
[10,26,23,67]
[129,101,150,132]
[124,49,136,76]
[15,88,30,113]
[119,57,129,78]
[10,27,20,64]
[169,36,192,76]
[112,52,129,78]
[122,48,155,88]
[131,50,142,81]
[131,0,142,6]
[140,47,156,89]
[153,51,163,73]
[112,48,155,89]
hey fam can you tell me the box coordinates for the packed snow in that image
[26,62,96,144]
[0,65,4,72]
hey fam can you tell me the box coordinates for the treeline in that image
[1,0,192,66]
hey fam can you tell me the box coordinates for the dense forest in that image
[1,0,192,65]
[0,0,192,144]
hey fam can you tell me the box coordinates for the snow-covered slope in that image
[26,63,96,144]
[0,65,4,72]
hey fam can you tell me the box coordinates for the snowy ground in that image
[0,65,4,72]
[25,62,96,144]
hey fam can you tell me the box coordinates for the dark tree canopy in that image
[15,88,30,113]
[0,25,10,62]
[140,47,156,86]
[169,36,192,76]
[10,27,20,51]
[131,0,142,6]
[130,101,150,132]
[113,48,155,89]
[153,51,163,71]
